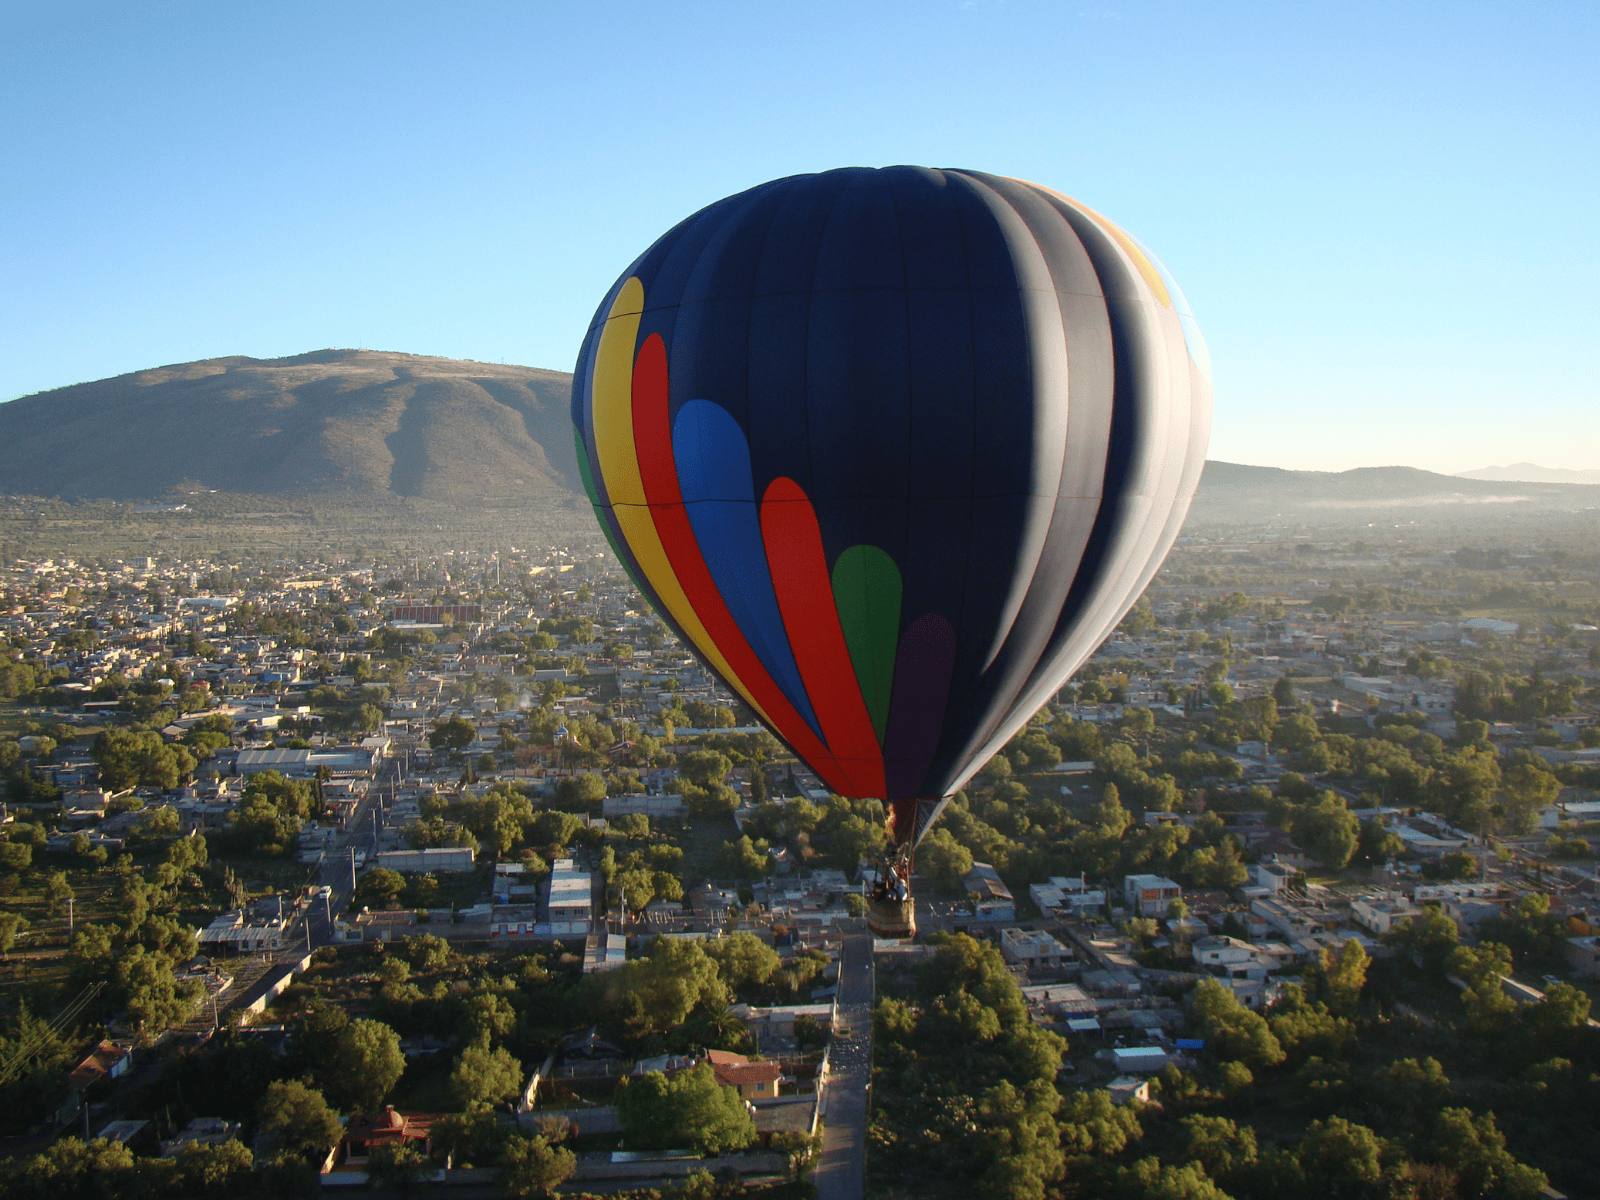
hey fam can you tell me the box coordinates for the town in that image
[1,523,1598,1199]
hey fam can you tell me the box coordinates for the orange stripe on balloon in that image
[629,336,857,798]
[760,477,886,799]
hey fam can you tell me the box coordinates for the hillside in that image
[0,350,582,505]
[1191,460,1600,525]
[5,352,1600,533]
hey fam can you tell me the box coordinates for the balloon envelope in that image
[573,166,1210,841]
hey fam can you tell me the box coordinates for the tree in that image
[357,867,406,908]
[92,728,194,790]
[450,1040,525,1109]
[1291,792,1359,869]
[1449,942,1516,1030]
[919,827,975,891]
[1500,761,1560,834]
[704,931,780,989]
[1188,978,1284,1068]
[43,871,73,919]
[258,1080,342,1162]
[323,1018,406,1111]
[115,945,201,1032]
[1274,676,1298,707]
[498,1133,576,1197]
[401,933,450,972]
[1385,910,1459,976]
[429,716,476,756]
[1322,938,1370,1013]
[0,911,26,956]
[587,937,730,1036]
[364,1142,428,1192]
[1429,1108,1548,1200]
[616,1064,755,1154]
[1182,1114,1258,1185]
[1294,1116,1403,1200]
[712,835,768,880]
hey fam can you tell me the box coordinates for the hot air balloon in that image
[573,166,1210,936]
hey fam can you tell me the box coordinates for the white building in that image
[1350,896,1424,936]
[547,858,593,923]
[374,847,476,874]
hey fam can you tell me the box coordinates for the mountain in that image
[5,353,1600,530]
[1455,462,1600,485]
[1191,461,1600,524]
[0,350,582,505]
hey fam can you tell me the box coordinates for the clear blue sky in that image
[3,1,1595,474]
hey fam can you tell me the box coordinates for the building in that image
[1567,935,1600,980]
[547,858,593,923]
[602,793,685,819]
[1249,862,1294,894]
[374,847,476,874]
[1191,935,1273,1008]
[1350,896,1424,936]
[999,928,1073,971]
[964,862,1016,920]
[1249,896,1325,943]
[332,1107,439,1172]
[1123,874,1182,918]
[1030,876,1107,916]
[708,1052,784,1100]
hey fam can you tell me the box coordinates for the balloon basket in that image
[866,895,916,940]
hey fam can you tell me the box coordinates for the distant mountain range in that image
[3,353,1598,528]
[1191,460,1600,525]
[1455,462,1600,485]
[0,350,580,505]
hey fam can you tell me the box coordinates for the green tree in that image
[497,1133,577,1197]
[919,827,975,891]
[1323,938,1370,1013]
[401,933,450,972]
[1188,978,1284,1069]
[323,1018,406,1111]
[429,716,476,756]
[616,1064,756,1154]
[0,911,27,956]
[43,871,73,918]
[587,937,730,1036]
[1291,792,1359,868]
[258,1080,342,1162]
[1429,1108,1548,1200]
[357,867,406,907]
[449,1040,525,1109]
[704,930,780,989]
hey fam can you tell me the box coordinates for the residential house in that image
[964,863,1016,920]
[1123,874,1182,918]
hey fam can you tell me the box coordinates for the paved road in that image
[815,933,873,1200]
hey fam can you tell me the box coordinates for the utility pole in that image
[67,896,73,934]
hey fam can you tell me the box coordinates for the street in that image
[814,933,873,1200]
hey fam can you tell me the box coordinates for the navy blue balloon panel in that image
[573,166,1211,845]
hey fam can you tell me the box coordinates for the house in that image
[1123,874,1182,918]
[1567,935,1600,980]
[1249,862,1294,894]
[1249,896,1325,942]
[1350,896,1424,936]
[332,1107,439,1171]
[707,1052,784,1100]
[964,863,1016,920]
[1107,1075,1154,1106]
[546,859,593,922]
[1030,876,1106,916]
[1192,935,1274,1007]
[999,928,1073,971]
[68,1040,133,1092]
